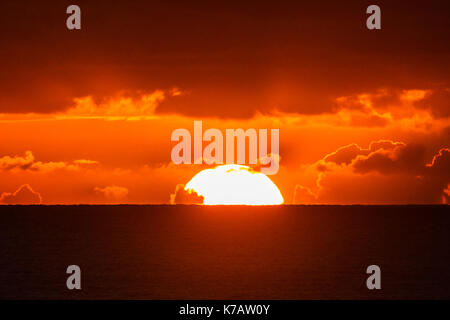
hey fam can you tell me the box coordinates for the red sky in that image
[0,0,449,204]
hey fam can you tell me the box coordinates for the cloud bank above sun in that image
[182,165,284,205]
[0,2,448,205]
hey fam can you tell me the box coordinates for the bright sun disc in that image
[185,164,284,205]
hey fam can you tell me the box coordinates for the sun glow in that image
[185,165,284,205]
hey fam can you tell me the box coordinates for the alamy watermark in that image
[171,121,280,175]
[65,4,381,31]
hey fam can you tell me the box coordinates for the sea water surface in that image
[0,205,449,299]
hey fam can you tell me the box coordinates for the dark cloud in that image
[352,144,428,175]
[0,1,449,118]
[323,140,403,166]
[426,148,450,175]
[348,113,390,128]
[415,89,450,118]
[302,142,450,204]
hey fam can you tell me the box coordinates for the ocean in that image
[1,205,449,299]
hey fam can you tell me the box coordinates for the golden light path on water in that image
[185,164,284,205]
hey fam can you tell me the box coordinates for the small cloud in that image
[0,184,42,205]
[443,184,450,204]
[0,151,96,173]
[94,185,129,201]
[347,112,390,128]
[170,87,183,96]
[73,159,99,165]
[293,185,317,204]
[400,89,428,102]
[323,143,365,166]
[0,150,35,170]
[60,89,181,120]
[170,184,204,204]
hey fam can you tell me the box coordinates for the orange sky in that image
[0,1,449,204]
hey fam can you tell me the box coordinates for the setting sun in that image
[184,165,284,205]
